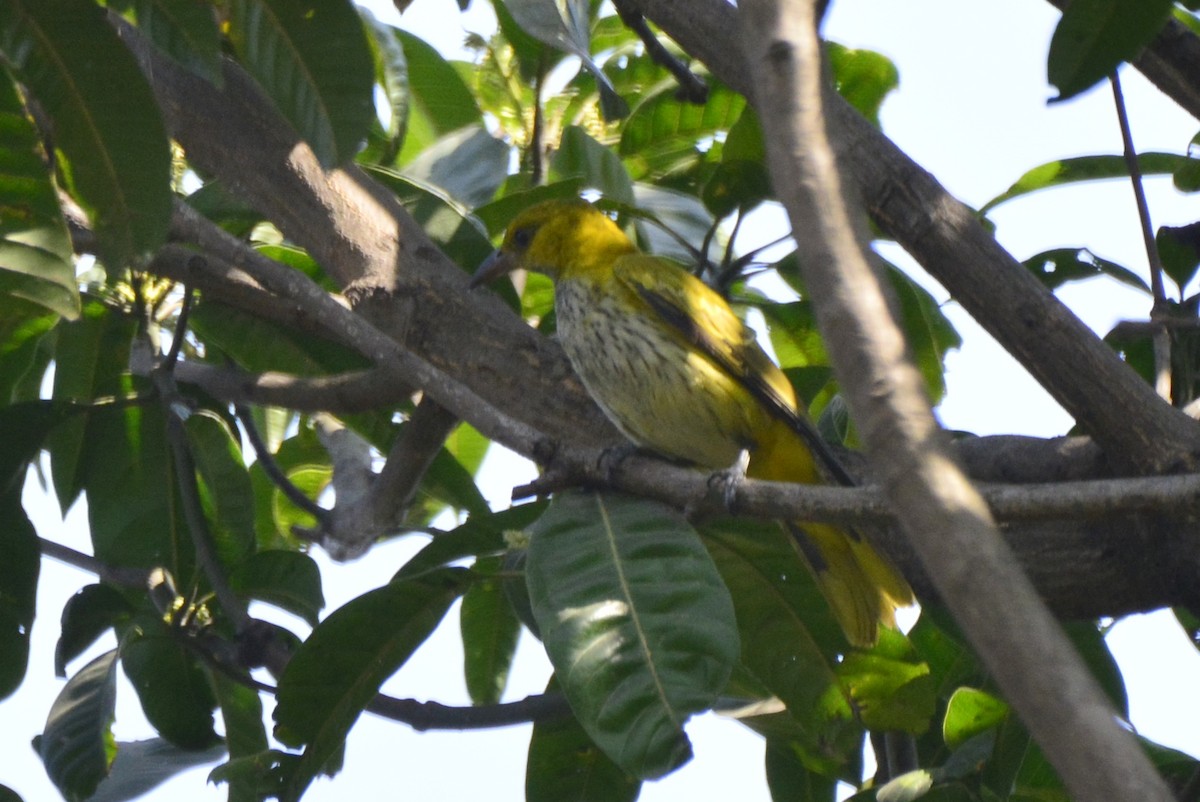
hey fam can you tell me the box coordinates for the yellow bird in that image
[472,198,911,646]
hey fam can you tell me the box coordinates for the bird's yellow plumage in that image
[474,199,911,645]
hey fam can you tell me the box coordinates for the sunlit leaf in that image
[525,491,739,780]
[227,0,375,166]
[1048,0,1174,101]
[980,153,1186,214]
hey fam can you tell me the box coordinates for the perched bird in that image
[472,198,911,646]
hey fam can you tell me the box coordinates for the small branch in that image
[612,0,708,103]
[369,398,460,527]
[151,313,253,634]
[37,537,150,588]
[740,2,1174,800]
[366,692,572,731]
[1112,72,1172,401]
[142,360,414,414]
[236,403,329,524]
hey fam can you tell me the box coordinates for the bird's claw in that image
[596,442,640,483]
[707,448,751,513]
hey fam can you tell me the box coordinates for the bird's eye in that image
[511,226,535,250]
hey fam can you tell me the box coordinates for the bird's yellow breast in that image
[554,277,773,468]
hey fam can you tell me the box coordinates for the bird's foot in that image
[706,448,751,514]
[596,442,641,483]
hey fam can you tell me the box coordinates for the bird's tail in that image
[786,521,913,647]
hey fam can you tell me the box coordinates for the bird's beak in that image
[470,249,516,289]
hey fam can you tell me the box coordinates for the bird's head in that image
[470,199,635,286]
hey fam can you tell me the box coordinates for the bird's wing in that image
[611,255,856,486]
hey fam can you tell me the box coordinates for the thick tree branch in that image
[115,16,617,453]
[739,2,1173,800]
[627,0,1200,473]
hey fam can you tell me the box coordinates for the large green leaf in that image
[619,83,744,182]
[108,0,223,86]
[0,487,38,700]
[1047,0,1174,101]
[980,153,1187,214]
[942,688,1009,750]
[393,29,482,164]
[701,521,860,776]
[394,501,546,580]
[0,0,171,267]
[525,679,641,802]
[765,739,840,802]
[359,7,408,165]
[273,568,468,801]
[0,66,77,320]
[525,491,739,780]
[38,648,120,802]
[227,0,375,167]
[121,615,220,749]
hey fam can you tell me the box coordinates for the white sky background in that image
[6,1,1200,800]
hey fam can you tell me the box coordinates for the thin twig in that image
[162,284,194,372]
[612,0,708,103]
[1112,71,1172,401]
[37,538,150,588]
[236,403,329,524]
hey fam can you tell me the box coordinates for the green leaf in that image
[212,672,267,802]
[359,7,408,165]
[1063,620,1127,715]
[1156,223,1200,291]
[765,739,840,802]
[942,688,1009,750]
[55,584,135,678]
[0,785,20,802]
[1173,132,1200,192]
[187,411,256,568]
[0,66,77,320]
[525,678,641,802]
[273,569,467,801]
[550,125,635,204]
[89,738,227,802]
[837,628,936,734]
[230,550,325,626]
[619,84,744,182]
[980,153,1186,214]
[504,0,628,120]
[461,555,521,705]
[884,263,962,403]
[525,491,739,780]
[394,29,482,164]
[0,487,38,700]
[827,42,898,126]
[109,0,223,86]
[0,0,171,267]
[1047,0,1174,101]
[38,648,120,802]
[701,521,858,774]
[249,426,330,548]
[1023,247,1150,293]
[400,125,509,208]
[395,501,546,580]
[0,303,57,404]
[0,399,85,496]
[121,616,220,749]
[365,165,494,272]
[227,0,375,167]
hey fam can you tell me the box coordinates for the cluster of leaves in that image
[2,1,1200,802]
